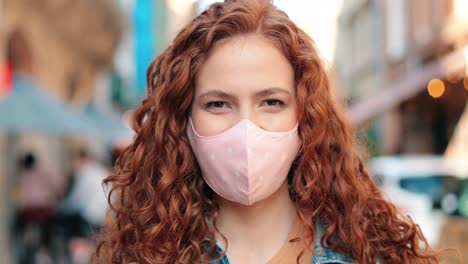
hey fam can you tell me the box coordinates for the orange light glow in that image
[427,79,445,98]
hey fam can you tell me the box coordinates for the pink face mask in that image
[186,117,302,205]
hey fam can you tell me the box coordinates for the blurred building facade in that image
[1,0,122,105]
[0,0,125,164]
[0,0,124,194]
[336,0,468,155]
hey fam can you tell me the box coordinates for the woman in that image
[93,1,441,263]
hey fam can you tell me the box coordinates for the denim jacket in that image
[210,221,353,264]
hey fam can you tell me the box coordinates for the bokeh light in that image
[427,79,445,98]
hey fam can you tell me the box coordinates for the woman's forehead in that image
[195,34,295,97]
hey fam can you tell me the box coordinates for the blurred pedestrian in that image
[58,148,109,237]
[14,152,60,264]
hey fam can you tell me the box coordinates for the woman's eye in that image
[204,101,227,109]
[204,101,231,114]
[263,99,285,107]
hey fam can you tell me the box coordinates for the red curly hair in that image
[93,0,442,263]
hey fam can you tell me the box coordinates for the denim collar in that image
[311,221,353,264]
[312,243,353,263]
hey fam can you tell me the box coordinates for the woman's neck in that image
[215,180,297,263]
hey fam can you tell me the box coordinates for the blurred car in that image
[367,155,467,246]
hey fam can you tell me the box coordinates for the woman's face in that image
[190,34,297,136]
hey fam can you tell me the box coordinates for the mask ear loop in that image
[288,131,304,204]
[287,144,303,202]
[295,125,305,160]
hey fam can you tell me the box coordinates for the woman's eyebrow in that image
[198,87,290,100]
[198,90,236,101]
[254,87,291,98]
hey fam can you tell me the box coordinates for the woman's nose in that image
[237,109,265,129]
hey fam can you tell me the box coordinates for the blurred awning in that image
[348,45,468,125]
[0,73,100,136]
[82,104,134,145]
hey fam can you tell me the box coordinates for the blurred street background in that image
[0,0,467,263]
